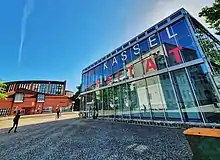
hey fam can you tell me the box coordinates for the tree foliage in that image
[0,81,7,100]
[199,0,220,35]
[70,84,82,111]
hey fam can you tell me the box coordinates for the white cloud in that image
[18,0,35,65]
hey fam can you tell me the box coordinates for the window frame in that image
[14,93,24,103]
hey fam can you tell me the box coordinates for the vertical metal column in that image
[113,86,116,120]
[170,19,206,124]
[126,82,132,120]
[140,53,153,120]
[101,89,104,119]
[162,44,184,122]
[185,14,220,102]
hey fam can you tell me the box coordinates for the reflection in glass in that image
[102,89,108,117]
[159,73,182,121]
[172,19,201,61]
[121,84,130,119]
[188,64,220,123]
[128,82,140,119]
[108,87,114,118]
[134,79,152,120]
[171,69,202,122]
[114,86,122,118]
[96,90,103,118]
[146,76,165,120]
[164,43,183,67]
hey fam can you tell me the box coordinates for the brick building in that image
[0,80,73,116]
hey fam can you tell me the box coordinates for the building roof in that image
[82,8,188,73]
[6,88,71,97]
[5,80,66,84]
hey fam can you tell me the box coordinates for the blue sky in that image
[0,0,215,92]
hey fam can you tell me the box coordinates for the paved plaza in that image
[0,118,192,160]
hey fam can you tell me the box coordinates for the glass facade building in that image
[80,8,220,125]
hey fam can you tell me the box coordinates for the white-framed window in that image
[37,94,45,102]
[14,93,24,102]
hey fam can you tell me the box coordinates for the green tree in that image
[0,81,7,100]
[71,84,82,111]
[199,0,220,35]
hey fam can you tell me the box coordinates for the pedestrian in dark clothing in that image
[56,107,60,119]
[8,110,21,133]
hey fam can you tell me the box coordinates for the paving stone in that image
[0,119,193,160]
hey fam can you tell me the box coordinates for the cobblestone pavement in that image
[0,119,193,160]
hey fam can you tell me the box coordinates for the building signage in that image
[84,26,183,88]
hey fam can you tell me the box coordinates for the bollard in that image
[184,128,220,160]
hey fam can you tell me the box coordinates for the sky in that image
[0,0,217,92]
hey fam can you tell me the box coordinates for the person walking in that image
[8,110,21,133]
[56,107,60,119]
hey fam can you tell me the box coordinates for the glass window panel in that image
[114,85,123,118]
[49,84,56,94]
[147,33,160,49]
[159,73,182,121]
[159,27,176,45]
[171,69,202,122]
[108,87,114,118]
[126,51,144,79]
[146,76,166,120]
[40,84,48,93]
[134,79,152,120]
[94,66,100,88]
[133,61,144,78]
[124,48,132,64]
[55,84,63,95]
[117,54,123,72]
[121,83,130,119]
[89,69,95,90]
[87,71,91,90]
[164,43,183,67]
[102,59,113,86]
[102,89,108,117]
[96,90,103,118]
[142,45,166,75]
[188,64,220,123]
[127,82,140,119]
[172,19,201,61]
[37,94,45,102]
[193,21,220,75]
[112,56,119,74]
[14,93,24,102]
[140,39,149,55]
[80,95,86,112]
[85,93,93,117]
[130,44,141,60]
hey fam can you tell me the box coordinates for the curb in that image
[0,112,79,121]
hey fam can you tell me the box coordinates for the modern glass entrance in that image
[80,8,220,125]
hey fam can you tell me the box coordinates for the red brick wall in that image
[44,96,72,112]
[0,93,72,115]
[0,98,13,110]
[12,93,36,115]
